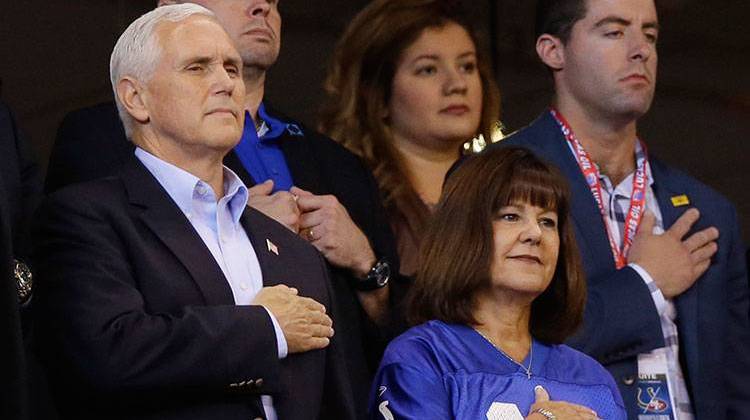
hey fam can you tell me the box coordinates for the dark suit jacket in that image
[46,101,404,417]
[491,112,750,419]
[0,100,45,420]
[33,156,356,420]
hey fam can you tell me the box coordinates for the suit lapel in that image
[650,160,700,387]
[120,157,235,305]
[526,114,617,274]
[240,208,284,287]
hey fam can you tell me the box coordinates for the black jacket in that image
[34,157,357,419]
[46,102,406,417]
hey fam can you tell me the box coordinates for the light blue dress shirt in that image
[135,147,285,420]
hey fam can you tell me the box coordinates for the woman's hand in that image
[526,385,599,420]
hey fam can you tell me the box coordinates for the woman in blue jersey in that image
[371,147,626,420]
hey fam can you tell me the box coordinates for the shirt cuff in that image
[628,262,668,316]
[263,307,288,359]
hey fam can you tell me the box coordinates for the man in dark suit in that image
[487,0,750,418]
[0,100,58,420]
[34,5,354,419]
[0,99,41,420]
[46,3,402,413]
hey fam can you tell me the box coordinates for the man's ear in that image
[116,77,150,125]
[536,34,565,71]
[157,0,179,6]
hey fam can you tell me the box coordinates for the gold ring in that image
[306,228,315,241]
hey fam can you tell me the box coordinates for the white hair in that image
[110,3,215,139]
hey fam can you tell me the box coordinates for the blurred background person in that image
[0,98,55,420]
[372,147,625,419]
[0,98,36,420]
[319,0,501,277]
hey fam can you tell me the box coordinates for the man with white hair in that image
[33,5,356,419]
[46,2,403,415]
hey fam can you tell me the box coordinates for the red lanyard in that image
[550,108,649,269]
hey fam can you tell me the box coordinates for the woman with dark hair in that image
[371,147,625,419]
[319,0,501,276]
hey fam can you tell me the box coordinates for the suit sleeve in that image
[314,135,408,354]
[32,192,281,394]
[0,102,41,261]
[345,153,410,341]
[319,252,358,420]
[568,266,664,364]
[724,208,750,417]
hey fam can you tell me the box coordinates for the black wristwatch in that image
[354,258,391,291]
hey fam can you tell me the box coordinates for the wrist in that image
[352,258,391,291]
[352,250,377,279]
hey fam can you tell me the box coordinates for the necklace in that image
[473,328,533,379]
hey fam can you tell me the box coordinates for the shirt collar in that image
[596,139,655,191]
[257,102,291,142]
[134,147,249,224]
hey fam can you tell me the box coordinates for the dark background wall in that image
[0,1,747,242]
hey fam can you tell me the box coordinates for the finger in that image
[311,323,335,338]
[308,311,334,328]
[666,208,700,240]
[559,402,594,411]
[290,186,314,198]
[576,408,599,420]
[298,296,327,313]
[303,336,330,351]
[267,284,293,293]
[690,241,718,264]
[295,194,328,213]
[248,179,274,196]
[583,409,599,419]
[299,226,323,244]
[273,191,301,209]
[299,210,325,231]
[693,259,711,279]
[637,210,656,237]
[534,385,550,403]
[682,226,719,252]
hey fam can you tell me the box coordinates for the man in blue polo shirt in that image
[45,2,402,417]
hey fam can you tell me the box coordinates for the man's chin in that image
[240,48,279,70]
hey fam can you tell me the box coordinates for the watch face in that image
[372,260,391,286]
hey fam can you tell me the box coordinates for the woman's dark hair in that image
[319,0,501,240]
[408,146,586,344]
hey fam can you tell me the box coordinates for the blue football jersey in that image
[371,321,626,419]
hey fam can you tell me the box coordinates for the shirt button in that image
[240,283,249,291]
[622,375,636,386]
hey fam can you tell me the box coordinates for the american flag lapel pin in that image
[266,238,279,255]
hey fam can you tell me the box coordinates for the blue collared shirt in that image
[233,102,303,192]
